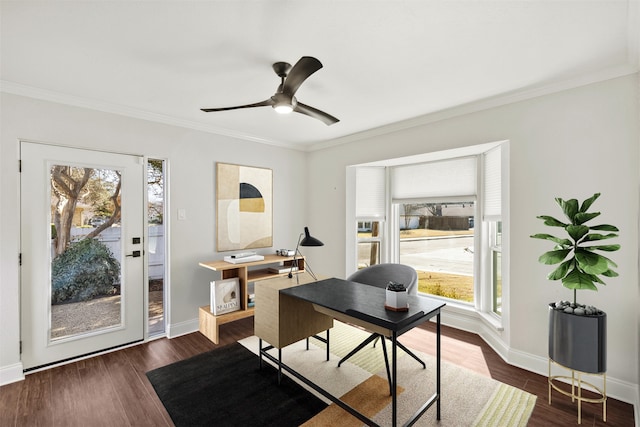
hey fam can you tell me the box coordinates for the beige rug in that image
[240,321,536,426]
[313,320,406,374]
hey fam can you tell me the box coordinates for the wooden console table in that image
[198,254,305,344]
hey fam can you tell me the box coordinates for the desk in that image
[261,277,445,427]
[255,272,333,366]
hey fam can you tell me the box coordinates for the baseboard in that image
[442,306,639,408]
[166,317,199,339]
[509,345,639,406]
[0,362,24,386]
[440,305,482,335]
[0,317,199,384]
[0,325,195,386]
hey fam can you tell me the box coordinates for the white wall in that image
[1,75,638,411]
[307,74,640,404]
[0,93,307,382]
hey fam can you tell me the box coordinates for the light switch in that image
[178,209,186,220]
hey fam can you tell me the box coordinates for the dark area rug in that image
[146,342,327,427]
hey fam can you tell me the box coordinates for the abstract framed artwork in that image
[216,163,273,252]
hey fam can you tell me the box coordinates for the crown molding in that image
[308,64,639,152]
[3,60,637,155]
[0,81,306,151]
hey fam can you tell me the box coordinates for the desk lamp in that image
[289,226,323,283]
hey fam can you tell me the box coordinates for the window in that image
[355,167,386,269]
[483,146,502,317]
[398,201,475,304]
[148,158,166,335]
[490,221,502,315]
[357,221,382,268]
[350,141,505,320]
[391,156,477,304]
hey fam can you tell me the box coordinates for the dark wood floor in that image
[0,318,635,426]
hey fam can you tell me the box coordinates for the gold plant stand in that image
[548,358,607,424]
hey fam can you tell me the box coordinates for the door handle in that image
[126,250,142,258]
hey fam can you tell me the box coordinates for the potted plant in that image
[531,193,620,373]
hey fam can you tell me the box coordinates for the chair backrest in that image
[347,263,418,295]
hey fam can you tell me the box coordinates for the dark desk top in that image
[280,277,446,334]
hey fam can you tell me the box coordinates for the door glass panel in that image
[50,165,123,340]
[148,159,165,335]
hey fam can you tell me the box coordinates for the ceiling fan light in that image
[274,103,293,114]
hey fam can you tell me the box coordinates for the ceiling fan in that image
[201,56,339,126]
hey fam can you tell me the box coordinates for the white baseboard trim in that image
[0,318,200,385]
[166,318,199,339]
[441,306,639,409]
[0,362,24,386]
[508,346,639,405]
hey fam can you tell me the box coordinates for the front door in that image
[21,142,145,370]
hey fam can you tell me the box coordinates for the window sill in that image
[478,310,504,332]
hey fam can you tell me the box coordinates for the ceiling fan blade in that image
[282,57,323,97]
[201,99,273,112]
[294,102,339,126]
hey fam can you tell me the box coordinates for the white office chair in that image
[338,263,426,394]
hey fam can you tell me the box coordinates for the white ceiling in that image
[1,1,638,150]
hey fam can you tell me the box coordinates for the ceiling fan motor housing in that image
[272,62,292,78]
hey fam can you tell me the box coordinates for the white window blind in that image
[391,157,477,202]
[355,166,386,219]
[483,146,502,220]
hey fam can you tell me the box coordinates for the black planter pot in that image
[548,303,606,373]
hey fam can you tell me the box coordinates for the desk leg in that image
[437,312,441,420]
[307,329,331,361]
[379,337,392,396]
[326,329,330,361]
[278,348,283,385]
[392,331,398,427]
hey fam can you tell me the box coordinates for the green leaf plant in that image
[530,193,620,306]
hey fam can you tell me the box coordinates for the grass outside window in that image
[360,228,474,302]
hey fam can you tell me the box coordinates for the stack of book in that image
[267,265,298,274]
[223,252,264,264]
